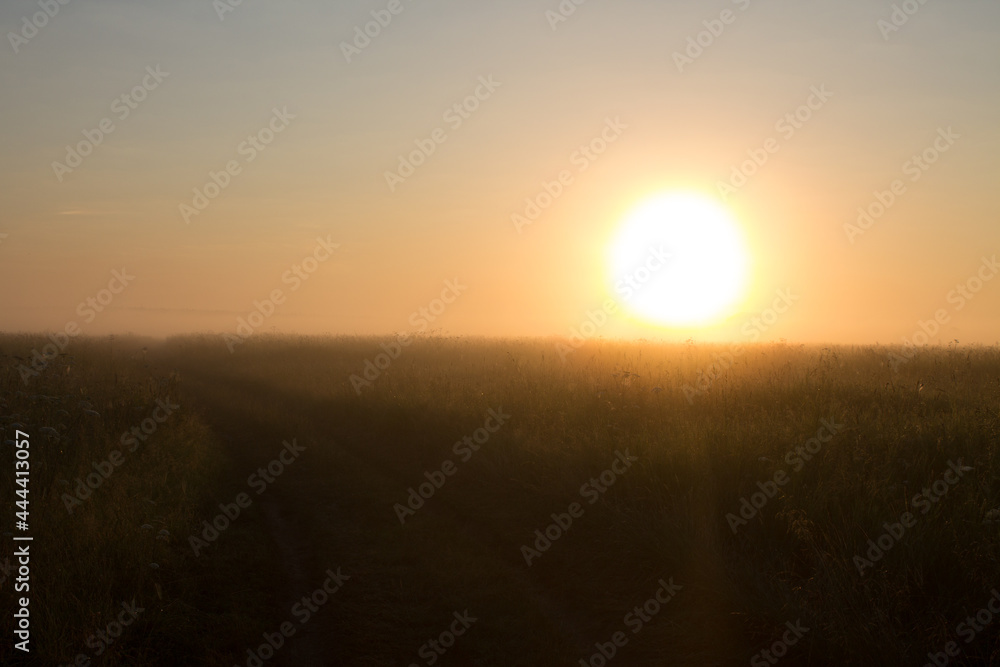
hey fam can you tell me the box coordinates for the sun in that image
[608,192,750,327]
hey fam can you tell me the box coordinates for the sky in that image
[1,0,998,345]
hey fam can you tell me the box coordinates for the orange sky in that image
[2,0,998,344]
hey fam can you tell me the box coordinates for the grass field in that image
[2,334,999,665]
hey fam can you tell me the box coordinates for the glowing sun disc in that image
[609,193,749,326]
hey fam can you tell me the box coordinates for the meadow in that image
[2,333,999,665]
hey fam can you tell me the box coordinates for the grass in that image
[2,333,999,664]
[0,335,275,666]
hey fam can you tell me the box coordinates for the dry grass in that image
[2,333,999,664]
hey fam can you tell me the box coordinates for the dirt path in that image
[175,371,596,664]
[674,472,752,664]
[208,425,329,666]
[165,352,755,664]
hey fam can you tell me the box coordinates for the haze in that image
[2,0,998,344]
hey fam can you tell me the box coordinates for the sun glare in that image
[608,192,750,327]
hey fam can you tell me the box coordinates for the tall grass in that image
[2,333,998,664]
[0,335,275,666]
